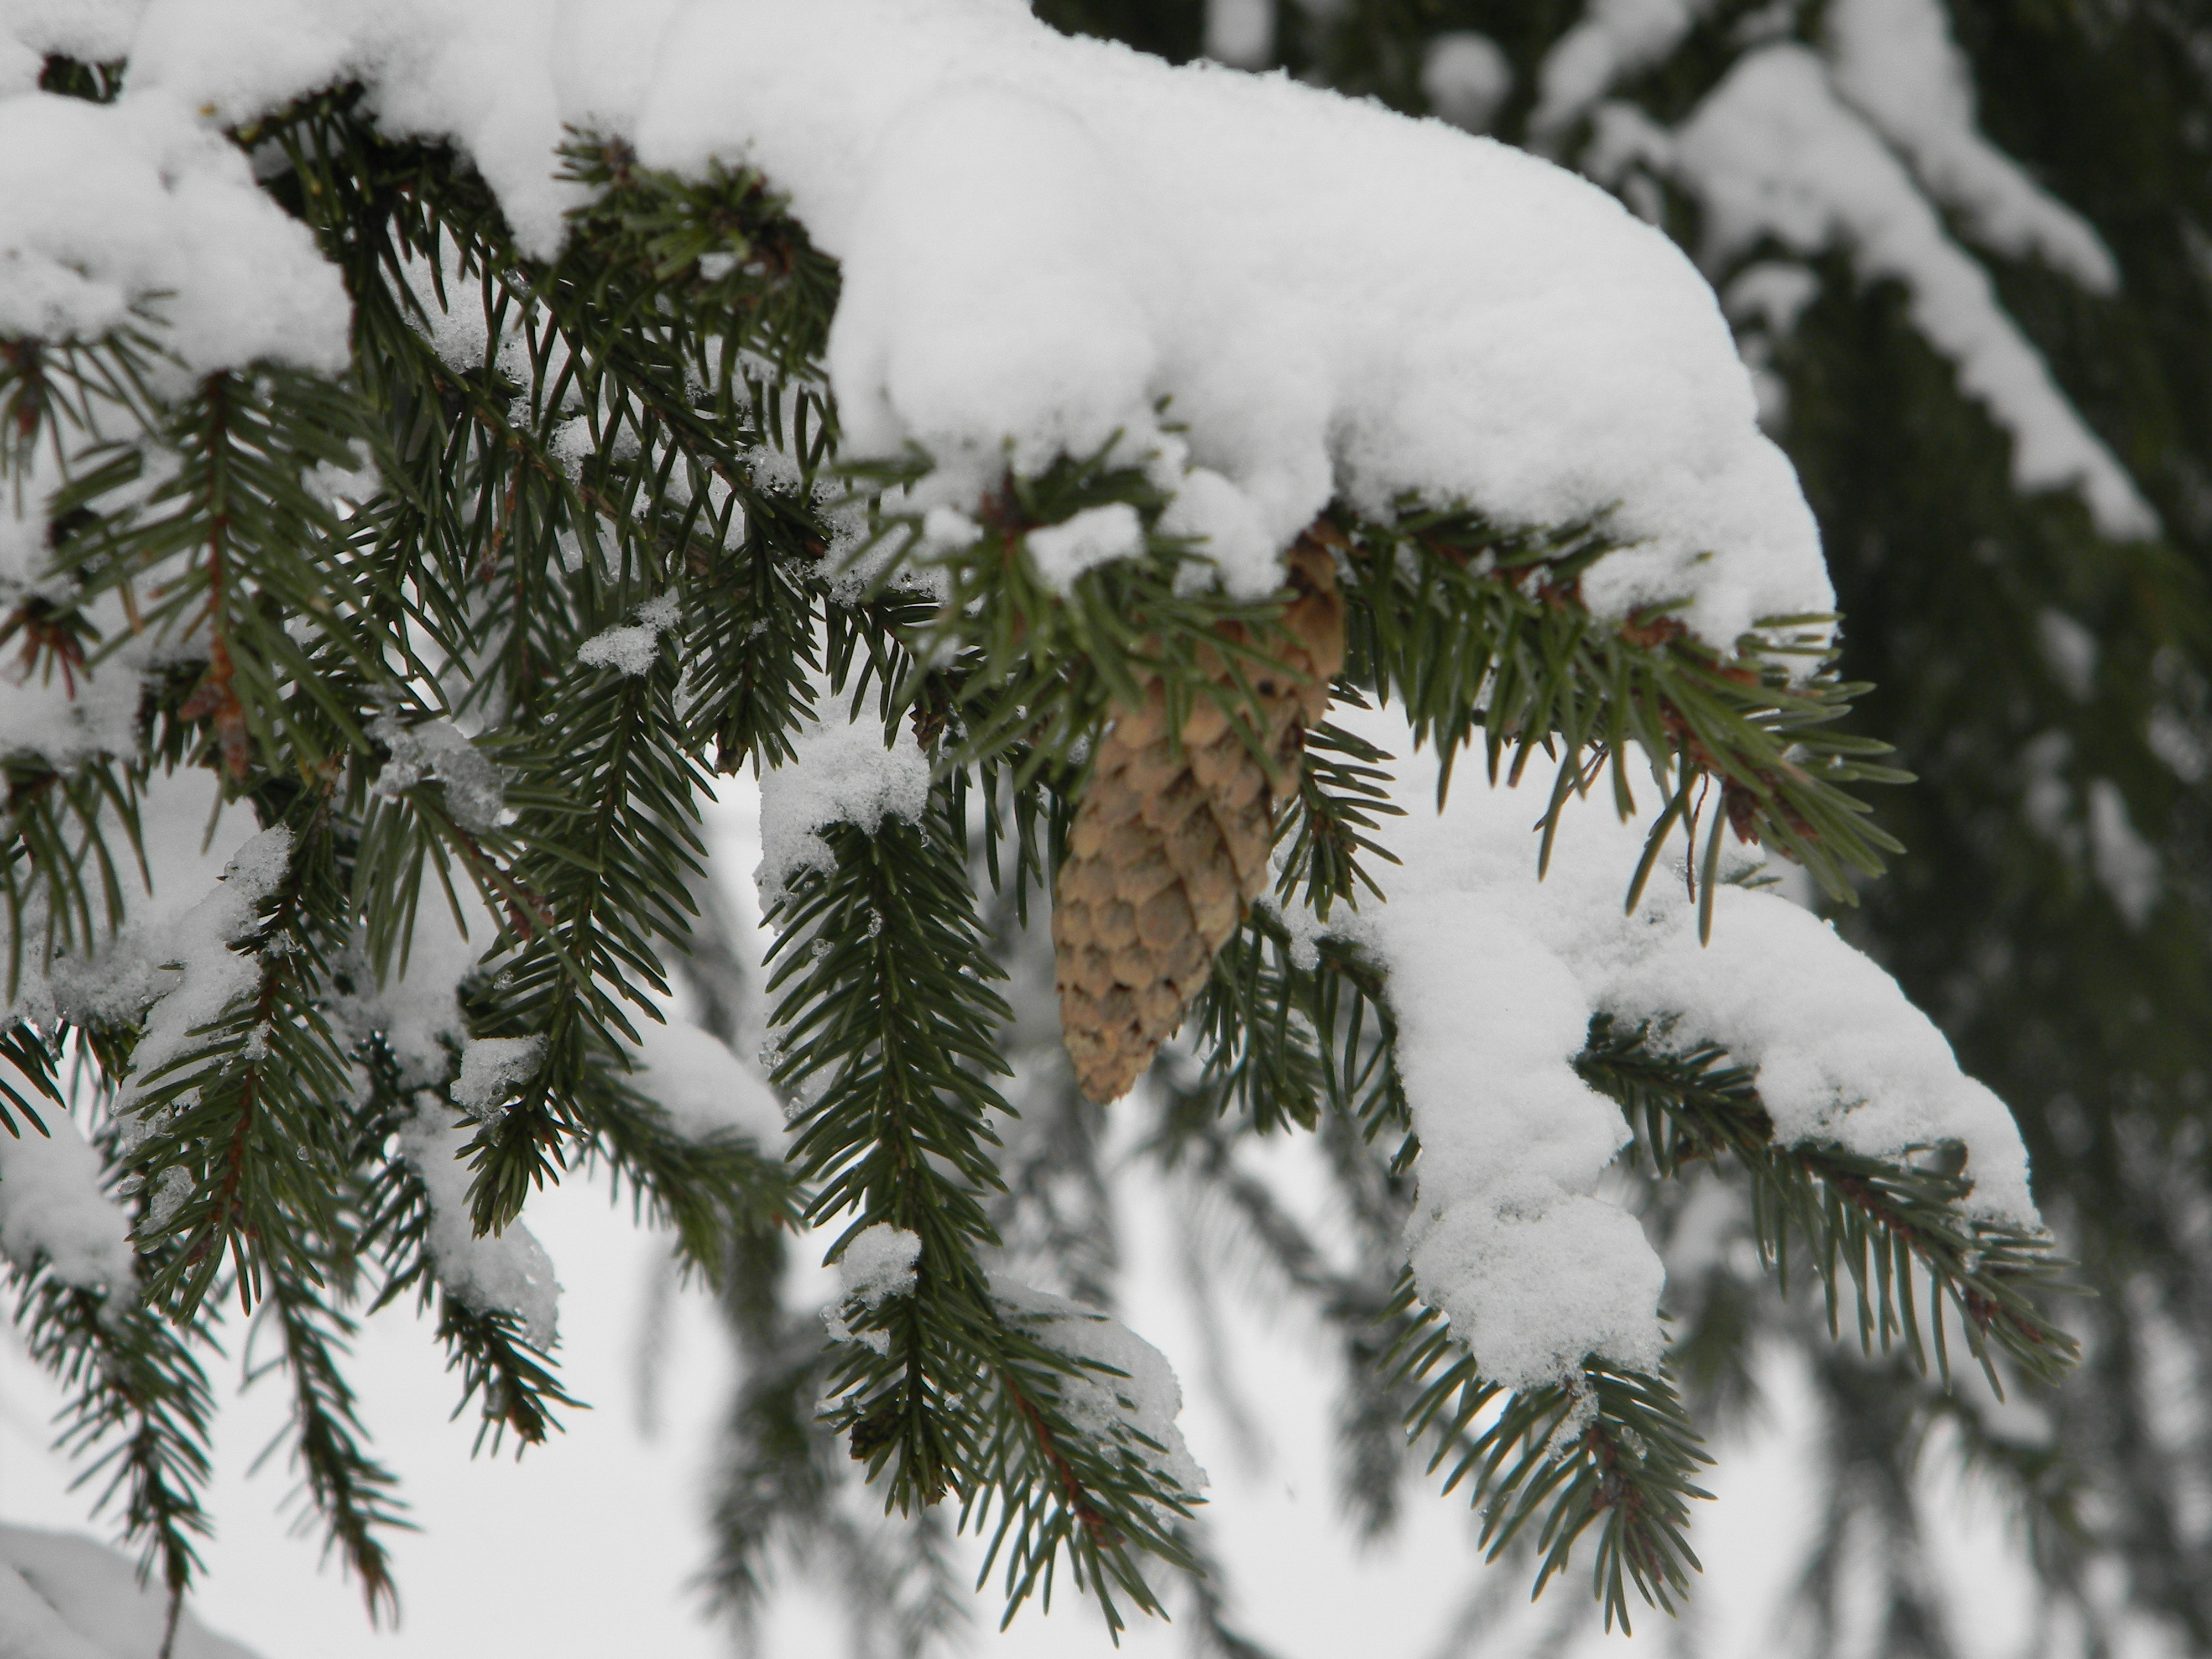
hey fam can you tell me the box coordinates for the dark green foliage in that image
[765,802,1202,1630]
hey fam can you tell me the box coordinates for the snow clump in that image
[0,1094,135,1295]
[754,677,931,909]
[994,1278,1207,1503]
[627,1018,786,1146]
[1276,705,2043,1387]
[576,592,682,677]
[397,1103,560,1350]
[824,1222,921,1353]
[7,0,1837,650]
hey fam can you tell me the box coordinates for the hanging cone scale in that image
[1052,532,1346,1103]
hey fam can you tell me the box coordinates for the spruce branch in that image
[12,1264,216,1601]
[352,1044,583,1454]
[1331,508,1911,928]
[767,796,1199,1631]
[244,1269,408,1617]
[1578,1012,2079,1391]
[1385,1282,1713,1635]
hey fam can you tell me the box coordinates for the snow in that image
[109,825,291,1129]
[627,1018,784,1146]
[644,1,1824,644]
[2037,608,2099,702]
[0,1089,134,1295]
[7,0,1835,654]
[1671,46,2159,541]
[1421,32,1513,134]
[753,684,931,909]
[0,90,347,382]
[396,1102,559,1350]
[1825,0,2120,292]
[1724,261,1823,336]
[992,1277,1207,1503]
[367,715,509,835]
[837,1222,920,1307]
[1531,0,1710,139]
[1024,503,1145,594]
[333,890,491,1091]
[0,1525,261,1659]
[449,1035,542,1120]
[822,1222,917,1353]
[576,592,681,679]
[2085,778,2160,929]
[0,1,146,92]
[0,440,192,775]
[1277,705,2042,1386]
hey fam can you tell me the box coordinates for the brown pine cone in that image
[1052,532,1346,1103]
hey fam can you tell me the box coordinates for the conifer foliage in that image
[0,3,2089,1647]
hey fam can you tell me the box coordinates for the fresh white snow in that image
[576,592,682,678]
[7,0,1839,648]
[626,1016,785,1146]
[1276,705,2043,1386]
[0,1525,262,1659]
[0,1094,134,1295]
[753,679,931,910]
[397,1100,560,1350]
[994,1276,1208,1503]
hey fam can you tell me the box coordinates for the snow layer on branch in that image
[0,1091,134,1293]
[754,682,931,909]
[576,592,681,677]
[450,1036,542,1119]
[0,1,146,93]
[0,1524,262,1659]
[1284,706,2039,1385]
[992,1277,1207,1501]
[1670,46,2157,540]
[1531,0,1710,138]
[627,1018,785,1146]
[67,0,1830,649]
[638,0,1825,644]
[1825,0,2119,292]
[397,1103,559,1349]
[0,89,347,378]
[838,1223,919,1307]
[109,824,290,1124]
[1,772,251,1040]
[1025,503,1146,593]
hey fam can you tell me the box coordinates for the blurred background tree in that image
[724,1,2211,1651]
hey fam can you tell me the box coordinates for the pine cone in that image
[1053,534,1345,1102]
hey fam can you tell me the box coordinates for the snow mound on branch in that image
[108,823,291,1125]
[0,1524,263,1659]
[754,684,930,909]
[450,1035,541,1119]
[576,593,681,677]
[1669,46,2155,541]
[0,1089,134,1294]
[1824,0,2119,293]
[22,0,1830,649]
[0,90,347,380]
[993,1277,1207,1502]
[838,1223,919,1307]
[1282,705,2040,1386]
[1535,0,2146,540]
[627,1018,785,1147]
[639,0,1826,640]
[398,1102,560,1350]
